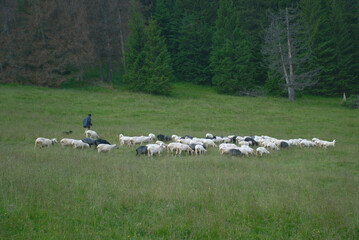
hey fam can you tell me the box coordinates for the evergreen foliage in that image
[0,0,357,97]
[124,4,172,95]
[211,0,256,94]
[123,1,147,91]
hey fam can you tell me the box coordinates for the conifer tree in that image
[141,19,173,95]
[210,0,256,94]
[123,1,146,91]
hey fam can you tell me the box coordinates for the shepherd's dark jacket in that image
[83,116,92,128]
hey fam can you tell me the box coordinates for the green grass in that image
[0,83,358,239]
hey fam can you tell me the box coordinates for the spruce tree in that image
[141,19,173,95]
[172,0,217,85]
[210,0,255,94]
[123,1,146,91]
[300,0,359,96]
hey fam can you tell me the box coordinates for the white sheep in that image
[321,140,336,148]
[131,136,151,145]
[155,141,167,147]
[265,142,279,150]
[178,138,192,145]
[72,140,90,149]
[97,144,119,153]
[171,135,179,141]
[195,145,207,155]
[176,144,194,155]
[119,134,133,146]
[202,139,217,148]
[238,141,250,146]
[85,129,99,138]
[148,133,156,141]
[60,138,75,147]
[239,145,254,156]
[189,140,203,146]
[206,133,214,138]
[256,147,270,156]
[300,139,316,148]
[147,144,166,156]
[167,143,182,154]
[34,137,58,148]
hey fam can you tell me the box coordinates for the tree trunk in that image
[99,63,104,81]
[106,36,112,83]
[277,29,293,101]
[107,60,112,83]
[285,7,295,101]
[118,7,127,74]
[79,65,83,81]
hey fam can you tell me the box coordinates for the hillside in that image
[0,84,358,239]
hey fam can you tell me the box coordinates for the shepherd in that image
[83,114,92,130]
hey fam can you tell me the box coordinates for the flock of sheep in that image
[34,129,336,157]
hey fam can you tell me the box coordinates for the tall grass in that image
[0,84,358,239]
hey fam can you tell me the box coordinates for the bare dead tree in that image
[56,0,95,82]
[118,5,127,74]
[262,7,319,101]
[86,0,124,83]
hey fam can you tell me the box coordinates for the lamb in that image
[256,147,270,156]
[97,144,119,153]
[85,129,99,138]
[136,146,148,156]
[60,138,75,147]
[34,138,58,148]
[72,140,90,149]
[195,145,207,155]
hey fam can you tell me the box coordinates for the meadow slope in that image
[0,84,358,239]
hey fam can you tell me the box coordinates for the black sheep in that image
[227,149,242,156]
[94,139,111,147]
[157,134,171,141]
[244,137,258,146]
[136,146,148,156]
[280,141,289,148]
[157,134,165,141]
[82,138,96,147]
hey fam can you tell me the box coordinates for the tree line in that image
[1,0,358,100]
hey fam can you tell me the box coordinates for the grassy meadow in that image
[0,83,358,239]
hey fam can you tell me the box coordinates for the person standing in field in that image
[83,114,92,130]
